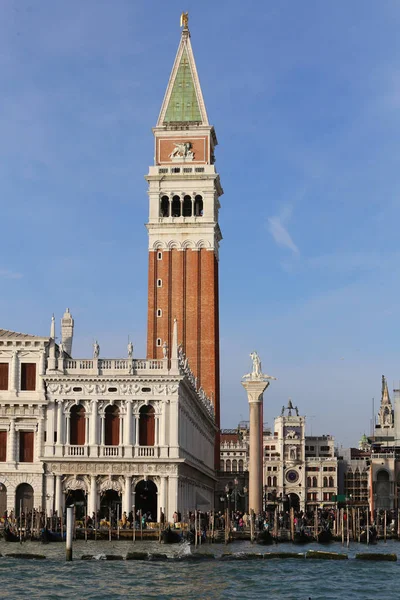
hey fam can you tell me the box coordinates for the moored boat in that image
[317,528,333,544]
[161,526,182,544]
[256,530,275,545]
[3,525,20,542]
[40,528,65,543]
[359,527,378,545]
[293,529,312,544]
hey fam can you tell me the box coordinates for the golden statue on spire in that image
[180,12,189,29]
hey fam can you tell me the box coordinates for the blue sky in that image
[1,0,400,447]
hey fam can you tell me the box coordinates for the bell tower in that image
[146,15,223,441]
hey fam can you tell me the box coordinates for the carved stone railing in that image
[66,445,88,457]
[134,446,160,458]
[102,446,120,457]
[58,358,168,376]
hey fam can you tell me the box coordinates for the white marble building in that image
[0,315,216,521]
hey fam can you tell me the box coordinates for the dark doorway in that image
[288,493,300,511]
[376,470,390,510]
[105,405,120,446]
[100,489,122,523]
[65,489,87,520]
[70,404,86,445]
[15,483,34,515]
[135,480,157,521]
[139,405,155,446]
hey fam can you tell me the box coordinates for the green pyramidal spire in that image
[164,48,202,123]
[157,24,209,127]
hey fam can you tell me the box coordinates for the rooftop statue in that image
[93,340,100,359]
[180,11,189,29]
[242,351,277,382]
[127,341,133,359]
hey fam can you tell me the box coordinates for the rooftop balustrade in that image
[54,358,168,376]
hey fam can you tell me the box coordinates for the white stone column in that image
[66,414,71,446]
[124,400,132,458]
[45,402,55,457]
[88,475,97,516]
[160,476,167,518]
[8,419,16,463]
[89,400,98,453]
[57,401,63,443]
[55,475,63,516]
[100,416,105,446]
[119,414,124,446]
[39,351,46,391]
[134,415,139,446]
[10,351,18,393]
[169,399,179,458]
[123,476,132,515]
[242,379,269,514]
[36,412,44,461]
[85,416,89,447]
[168,475,179,521]
[45,474,55,515]
[54,401,63,457]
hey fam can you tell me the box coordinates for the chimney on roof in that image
[61,308,74,356]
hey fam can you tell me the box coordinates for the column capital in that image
[241,380,269,403]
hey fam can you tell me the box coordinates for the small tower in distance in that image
[61,308,74,357]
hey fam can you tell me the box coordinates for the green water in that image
[0,539,398,599]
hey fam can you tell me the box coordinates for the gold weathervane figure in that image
[180,12,189,29]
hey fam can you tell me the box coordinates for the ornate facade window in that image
[139,405,155,446]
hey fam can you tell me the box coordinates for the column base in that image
[89,445,99,458]
[123,446,133,458]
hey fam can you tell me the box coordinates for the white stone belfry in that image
[241,352,276,514]
[61,308,74,357]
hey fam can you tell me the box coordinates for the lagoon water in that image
[0,538,399,600]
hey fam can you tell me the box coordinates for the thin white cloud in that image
[267,205,299,255]
[0,269,22,280]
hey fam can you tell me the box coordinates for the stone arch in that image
[288,493,300,510]
[15,483,34,516]
[196,239,210,250]
[182,239,195,250]
[136,400,160,416]
[70,403,86,445]
[135,479,158,522]
[152,240,167,251]
[105,404,120,446]
[376,469,391,510]
[167,240,181,250]
[139,405,155,446]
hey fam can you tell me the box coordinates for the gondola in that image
[40,528,65,543]
[3,526,20,542]
[293,529,312,544]
[161,526,182,544]
[317,528,333,544]
[359,527,378,545]
[256,530,275,545]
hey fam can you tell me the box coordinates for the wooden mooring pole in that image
[66,506,73,561]
[132,504,136,544]
[384,510,387,543]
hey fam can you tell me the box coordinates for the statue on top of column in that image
[242,351,277,382]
